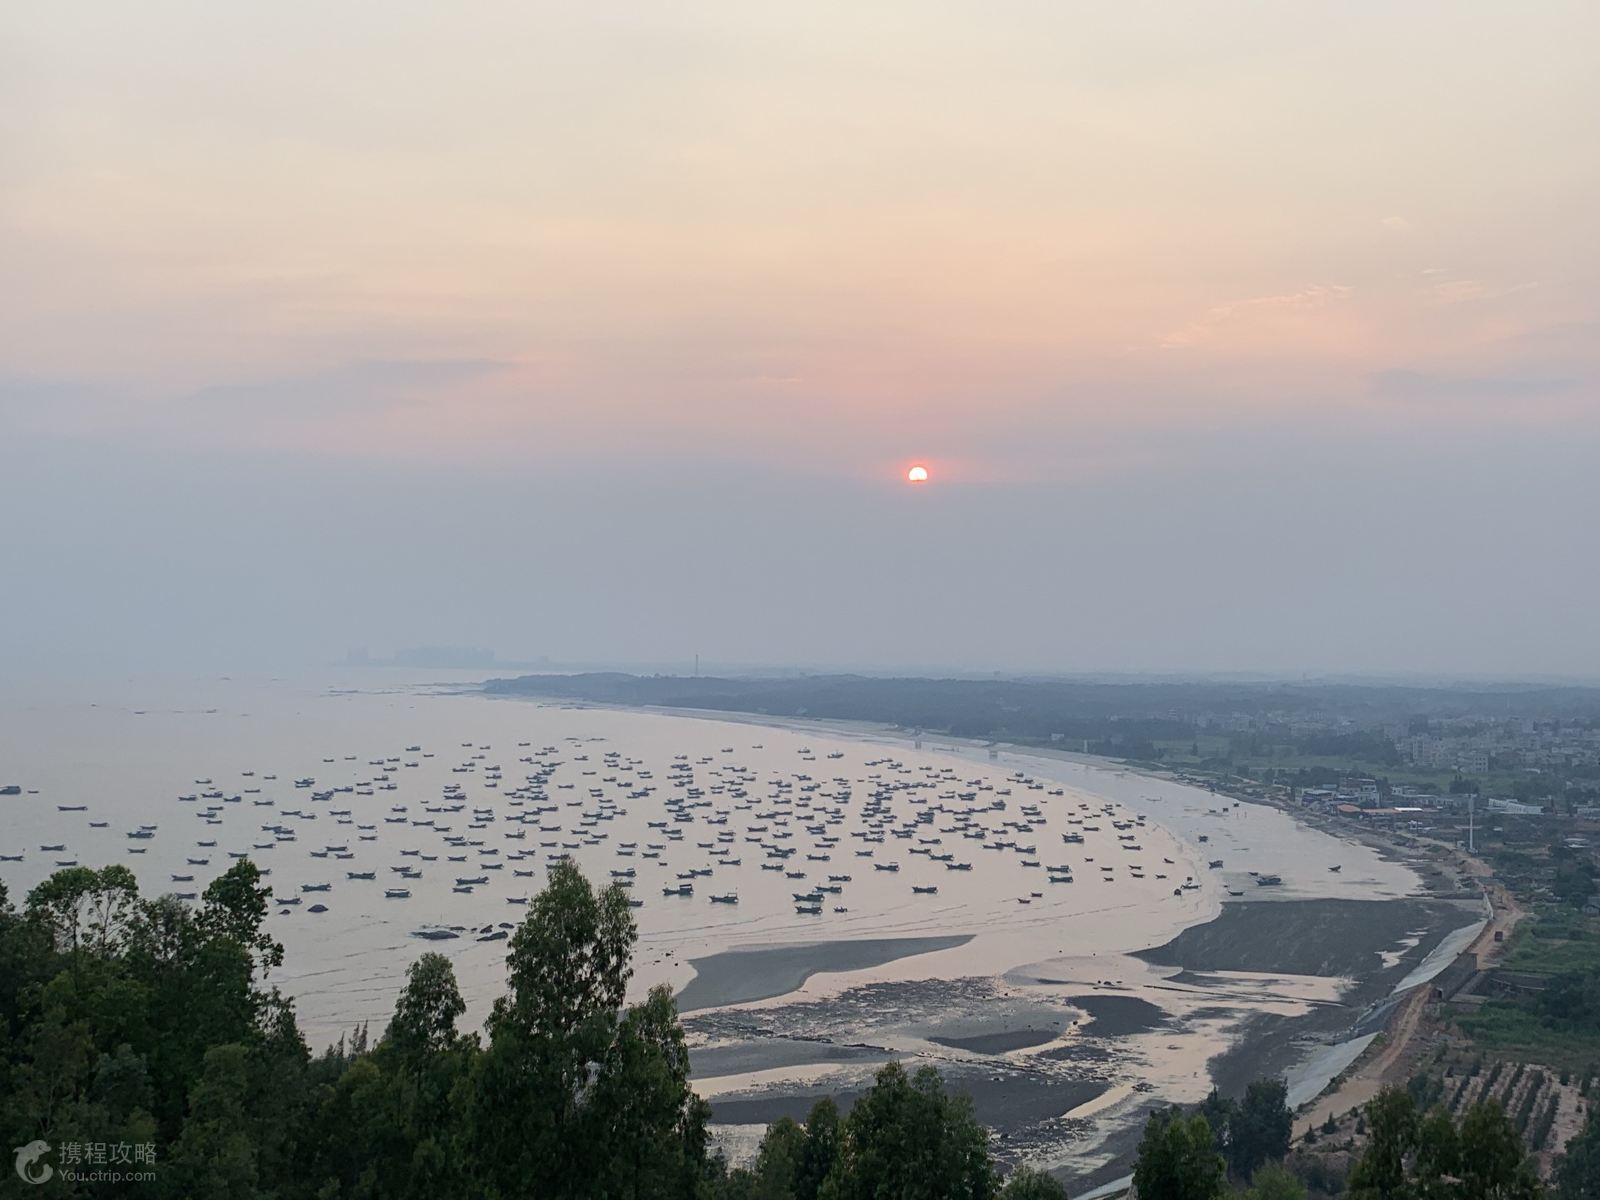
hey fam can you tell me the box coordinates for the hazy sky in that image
[3,2,1597,678]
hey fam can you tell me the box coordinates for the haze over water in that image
[0,671,1416,1043]
[2,5,1590,1194]
[5,2,1599,681]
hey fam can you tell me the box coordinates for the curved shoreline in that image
[485,688,1475,1195]
[677,935,973,1012]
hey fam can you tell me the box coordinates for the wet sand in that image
[1151,897,1479,1094]
[691,1038,887,1077]
[708,1066,1109,1134]
[1,672,1488,1196]
[931,1027,1063,1054]
[1064,994,1169,1039]
[683,886,1475,1193]
[677,935,972,1012]
[1050,895,1479,1194]
[461,696,1469,1191]
[1136,896,1470,978]
[2,679,1218,1040]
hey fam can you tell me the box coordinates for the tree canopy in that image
[1133,1108,1228,1200]
[0,862,1574,1199]
[1348,1086,1543,1200]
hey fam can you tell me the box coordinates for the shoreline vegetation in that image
[3,856,1585,1198]
[479,672,1600,1195]
[478,672,1600,793]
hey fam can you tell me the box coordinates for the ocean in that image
[1,669,1457,1187]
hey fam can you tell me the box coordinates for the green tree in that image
[465,859,703,1200]
[1239,1164,1306,1200]
[27,865,142,958]
[820,1062,995,1200]
[795,1097,841,1200]
[749,1117,806,1199]
[592,983,709,1199]
[1228,1078,1292,1180]
[1197,1088,1235,1153]
[298,1052,400,1198]
[1349,1089,1544,1200]
[713,1165,760,1200]
[126,884,290,1136]
[161,1043,264,1200]
[386,952,465,1059]
[1455,1099,1542,1200]
[1348,1087,1420,1200]
[999,1165,1068,1198]
[200,860,284,975]
[467,860,634,1198]
[354,954,477,1200]
[4,1005,96,1146]
[0,861,1189,1200]
[1412,1104,1460,1200]
[1132,1109,1227,1200]
[1556,1106,1600,1199]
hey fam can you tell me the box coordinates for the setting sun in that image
[907,465,929,483]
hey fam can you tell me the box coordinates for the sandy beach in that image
[526,700,1482,1192]
[0,675,1483,1194]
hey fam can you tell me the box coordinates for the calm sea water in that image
[0,670,1413,1043]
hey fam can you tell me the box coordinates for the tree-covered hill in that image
[2,861,1588,1197]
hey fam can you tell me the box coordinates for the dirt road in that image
[1295,981,1431,1136]
[1294,849,1525,1137]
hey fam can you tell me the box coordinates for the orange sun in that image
[906,464,930,483]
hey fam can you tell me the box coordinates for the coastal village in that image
[8,674,1597,1197]
[1160,748,1600,1195]
[490,673,1600,1196]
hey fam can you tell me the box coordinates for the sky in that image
[2,1,1597,679]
